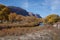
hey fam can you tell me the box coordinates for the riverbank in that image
[0,26,59,40]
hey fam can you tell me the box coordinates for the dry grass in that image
[0,26,44,36]
[0,26,59,40]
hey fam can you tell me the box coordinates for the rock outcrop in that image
[28,12,41,18]
[8,6,41,18]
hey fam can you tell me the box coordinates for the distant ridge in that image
[28,12,41,18]
[8,6,42,18]
[8,6,29,16]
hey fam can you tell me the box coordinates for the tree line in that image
[0,4,42,27]
[0,4,60,26]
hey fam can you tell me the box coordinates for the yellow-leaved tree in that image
[8,13,17,22]
[0,4,10,23]
[44,14,60,25]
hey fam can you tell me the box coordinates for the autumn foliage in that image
[43,14,60,25]
[0,4,42,27]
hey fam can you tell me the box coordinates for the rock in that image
[8,6,29,16]
[28,12,41,18]
[8,6,42,18]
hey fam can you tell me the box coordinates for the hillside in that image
[0,4,42,27]
[8,6,41,18]
[0,4,41,18]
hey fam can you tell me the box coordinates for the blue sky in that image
[0,0,60,17]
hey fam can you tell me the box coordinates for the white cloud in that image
[21,0,60,13]
[21,0,29,8]
[42,0,60,11]
[51,0,60,11]
[23,1,28,8]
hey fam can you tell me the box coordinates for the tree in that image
[24,16,42,26]
[8,13,17,22]
[16,15,23,21]
[0,4,10,22]
[44,14,60,25]
[0,4,6,11]
[59,16,60,22]
[1,7,10,20]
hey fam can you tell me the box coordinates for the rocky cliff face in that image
[8,6,41,18]
[8,6,29,16]
[28,12,41,18]
[35,14,42,18]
